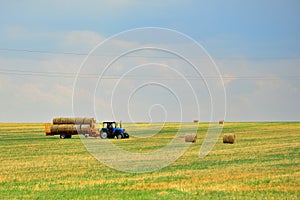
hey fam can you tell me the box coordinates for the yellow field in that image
[0,122,299,199]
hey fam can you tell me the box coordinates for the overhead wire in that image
[0,47,299,80]
[0,47,300,60]
[0,68,299,80]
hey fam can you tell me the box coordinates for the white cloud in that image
[0,29,104,121]
[221,57,300,121]
[61,30,105,51]
[0,27,299,122]
[20,83,71,105]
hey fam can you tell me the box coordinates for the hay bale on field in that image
[193,119,199,123]
[219,120,224,125]
[185,134,197,143]
[223,134,235,144]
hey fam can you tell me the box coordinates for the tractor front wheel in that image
[117,134,122,139]
[124,132,129,138]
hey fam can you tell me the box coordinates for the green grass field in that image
[0,122,299,199]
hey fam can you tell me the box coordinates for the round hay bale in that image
[53,118,62,124]
[219,120,224,125]
[57,124,70,133]
[83,118,93,125]
[75,118,84,124]
[55,125,77,134]
[223,134,235,144]
[53,117,76,124]
[53,117,95,125]
[72,125,79,134]
[81,124,91,134]
[62,118,75,124]
[185,135,197,143]
[50,124,59,134]
[51,124,94,135]
[74,124,81,129]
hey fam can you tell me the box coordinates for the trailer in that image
[45,117,99,139]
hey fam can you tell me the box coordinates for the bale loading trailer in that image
[45,117,99,139]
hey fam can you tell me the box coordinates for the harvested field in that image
[0,122,299,199]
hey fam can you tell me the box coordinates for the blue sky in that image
[1,0,299,56]
[0,1,299,122]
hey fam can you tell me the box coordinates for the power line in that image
[0,68,299,80]
[0,48,189,58]
[1,47,300,60]
[0,48,88,56]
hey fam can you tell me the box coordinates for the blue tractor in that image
[100,121,129,139]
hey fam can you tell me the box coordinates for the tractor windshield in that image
[104,122,116,128]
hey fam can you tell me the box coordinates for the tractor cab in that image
[100,121,129,139]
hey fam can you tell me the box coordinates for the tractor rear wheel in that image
[100,130,108,139]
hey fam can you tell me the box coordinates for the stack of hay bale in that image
[50,117,96,136]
